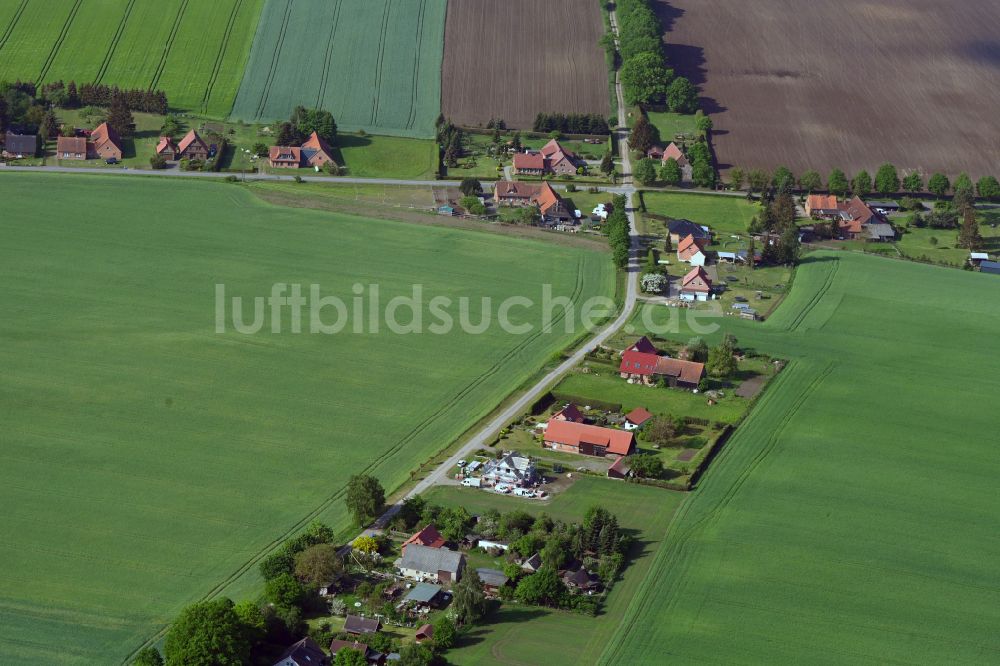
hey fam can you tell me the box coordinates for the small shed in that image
[980,260,1000,275]
[475,567,510,593]
[343,614,381,635]
[415,624,433,643]
[404,582,442,606]
[437,204,458,216]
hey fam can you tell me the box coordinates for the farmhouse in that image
[493,181,573,223]
[3,132,38,158]
[563,567,601,594]
[667,218,710,245]
[343,614,381,635]
[543,419,635,458]
[402,524,446,554]
[481,452,536,486]
[475,567,511,595]
[56,135,88,160]
[273,636,330,666]
[512,139,579,176]
[155,136,179,160]
[396,544,465,584]
[677,234,708,266]
[806,194,894,241]
[619,336,706,388]
[805,194,841,219]
[680,266,713,302]
[176,130,210,161]
[89,123,123,161]
[647,142,692,182]
[269,131,337,169]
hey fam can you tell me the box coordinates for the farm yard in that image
[0,173,615,664]
[603,252,1000,663]
[230,0,446,137]
[0,0,263,116]
[440,0,610,129]
[657,0,1000,178]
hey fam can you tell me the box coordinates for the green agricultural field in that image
[231,0,446,137]
[603,253,1000,663]
[0,173,614,664]
[0,0,263,116]
[639,190,760,245]
[423,478,685,665]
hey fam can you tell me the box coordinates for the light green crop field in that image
[640,190,760,247]
[231,0,446,137]
[0,0,263,116]
[423,478,685,665]
[602,253,1000,663]
[0,173,614,664]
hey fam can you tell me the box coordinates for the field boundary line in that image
[148,0,188,91]
[122,254,591,665]
[315,0,341,109]
[0,0,28,55]
[199,0,243,114]
[404,0,426,130]
[370,0,391,126]
[784,257,839,332]
[253,0,292,120]
[94,0,135,85]
[34,0,82,86]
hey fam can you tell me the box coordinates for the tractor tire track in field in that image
[94,0,135,85]
[0,0,28,55]
[148,0,187,91]
[784,258,839,332]
[34,0,82,86]
[199,0,243,113]
[599,361,834,663]
[253,0,292,120]
[405,0,426,130]
[123,256,589,665]
[369,0,392,126]
[315,0,342,109]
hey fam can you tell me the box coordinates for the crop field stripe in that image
[34,0,82,85]
[314,0,342,108]
[0,0,28,54]
[125,254,590,664]
[199,0,243,113]
[94,0,136,85]
[782,258,838,332]
[405,0,426,130]
[148,0,188,91]
[253,0,293,119]
[370,0,392,126]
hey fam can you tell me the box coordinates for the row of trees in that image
[532,112,610,135]
[274,106,338,146]
[729,163,1000,200]
[604,194,631,268]
[436,116,464,169]
[746,186,802,265]
[1,80,135,142]
[615,0,698,112]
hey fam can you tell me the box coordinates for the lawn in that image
[0,173,615,664]
[893,213,1000,266]
[0,0,263,116]
[639,190,760,246]
[645,111,699,142]
[422,478,685,665]
[603,252,1000,663]
[231,0,446,137]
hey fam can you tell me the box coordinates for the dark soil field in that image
[657,0,1000,179]
[441,0,611,128]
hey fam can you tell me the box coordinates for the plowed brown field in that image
[657,0,1000,179]
[442,0,611,128]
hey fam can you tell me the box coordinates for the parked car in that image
[457,459,467,467]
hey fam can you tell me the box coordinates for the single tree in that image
[728,166,745,191]
[600,152,614,176]
[771,166,795,192]
[345,474,385,525]
[659,157,682,186]
[902,171,923,193]
[397,643,434,666]
[629,454,664,479]
[691,159,715,188]
[953,172,974,197]
[106,93,134,137]
[747,169,770,194]
[828,169,849,197]
[851,170,872,197]
[707,334,739,377]
[694,111,713,133]
[459,177,482,196]
[294,543,343,586]
[641,272,667,293]
[334,648,369,666]
[927,172,950,197]
[874,163,900,195]
[634,157,658,185]
[687,337,709,362]
[40,110,58,142]
[432,615,457,649]
[514,567,566,606]
[451,569,488,626]
[798,170,822,193]
[132,647,164,666]
[957,206,983,250]
[164,598,249,666]
[666,76,699,113]
[516,205,541,226]
[232,600,266,643]
[265,573,307,609]
[275,122,298,146]
[353,535,379,555]
[977,175,1000,201]
[628,115,658,156]
[620,52,672,105]
[778,223,802,265]
[748,237,757,269]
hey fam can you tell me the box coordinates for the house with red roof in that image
[176,130,210,161]
[805,194,841,219]
[155,136,179,161]
[677,234,708,266]
[402,525,446,554]
[680,266,713,302]
[647,142,692,182]
[623,407,653,430]
[56,135,88,160]
[619,336,705,388]
[89,122,123,161]
[512,139,579,176]
[269,145,302,168]
[493,180,573,223]
[543,420,635,458]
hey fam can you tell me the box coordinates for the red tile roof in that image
[403,524,446,552]
[806,194,839,212]
[269,145,302,163]
[620,350,705,385]
[56,135,87,155]
[839,196,876,234]
[625,407,653,426]
[177,129,206,154]
[677,234,707,261]
[662,142,689,166]
[681,266,712,291]
[493,181,564,217]
[513,152,546,171]
[90,122,122,155]
[544,420,635,456]
[540,138,574,160]
[155,136,177,155]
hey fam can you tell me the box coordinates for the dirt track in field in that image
[441,0,611,128]
[656,0,1000,178]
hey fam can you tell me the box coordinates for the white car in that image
[457,459,467,467]
[513,488,534,497]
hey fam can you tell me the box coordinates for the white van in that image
[462,477,481,488]
[513,488,534,497]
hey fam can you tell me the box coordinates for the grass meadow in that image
[0,173,614,663]
[423,478,685,665]
[0,0,263,116]
[602,252,1000,663]
[639,190,760,246]
[231,0,446,136]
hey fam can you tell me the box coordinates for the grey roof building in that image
[3,132,38,157]
[273,637,329,666]
[396,544,465,583]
